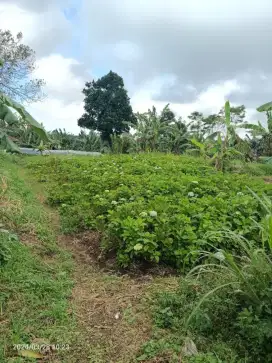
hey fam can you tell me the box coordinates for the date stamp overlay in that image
[13,343,70,353]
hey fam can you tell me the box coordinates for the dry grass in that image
[59,233,179,363]
[263,176,272,184]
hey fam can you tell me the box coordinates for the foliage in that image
[0,230,18,265]
[78,71,136,145]
[240,101,272,157]
[187,101,250,171]
[0,29,45,102]
[140,197,272,362]
[228,160,272,176]
[29,154,272,269]
[130,104,189,153]
[48,128,103,152]
[0,91,48,152]
[0,153,75,362]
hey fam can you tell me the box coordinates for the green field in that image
[29,154,272,269]
[1,153,272,362]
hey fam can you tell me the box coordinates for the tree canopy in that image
[78,71,136,144]
[0,30,45,103]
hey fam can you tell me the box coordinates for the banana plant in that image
[189,101,245,170]
[0,61,48,152]
[257,101,272,133]
[0,92,48,152]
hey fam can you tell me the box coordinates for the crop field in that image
[1,153,271,362]
[28,154,272,270]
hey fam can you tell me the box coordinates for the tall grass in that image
[144,192,272,362]
[185,191,272,361]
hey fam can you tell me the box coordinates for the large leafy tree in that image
[0,30,45,103]
[78,71,136,145]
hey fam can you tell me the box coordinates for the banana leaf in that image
[0,93,48,141]
[224,100,231,127]
[257,101,272,113]
[0,131,21,153]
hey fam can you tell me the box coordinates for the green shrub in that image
[147,215,272,363]
[28,154,272,269]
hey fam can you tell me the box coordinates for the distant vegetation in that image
[1,31,272,167]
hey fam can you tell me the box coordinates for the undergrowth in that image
[138,196,272,363]
[0,153,76,362]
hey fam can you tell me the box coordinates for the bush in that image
[142,234,272,362]
[28,154,272,269]
[146,193,272,362]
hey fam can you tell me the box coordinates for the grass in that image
[0,153,168,362]
[229,159,272,176]
[0,153,77,362]
[139,225,272,361]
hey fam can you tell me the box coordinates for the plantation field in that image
[28,154,272,270]
[1,153,272,362]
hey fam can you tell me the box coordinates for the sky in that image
[0,0,271,133]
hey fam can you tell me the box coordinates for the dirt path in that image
[37,198,178,363]
[58,233,154,363]
[19,167,178,362]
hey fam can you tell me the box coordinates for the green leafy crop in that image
[29,154,272,269]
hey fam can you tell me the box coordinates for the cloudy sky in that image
[0,0,271,133]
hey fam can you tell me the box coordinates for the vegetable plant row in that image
[29,154,272,269]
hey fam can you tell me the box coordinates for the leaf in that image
[0,92,48,141]
[206,131,220,140]
[257,101,272,113]
[238,122,265,131]
[19,350,43,358]
[182,338,198,357]
[190,138,204,150]
[186,282,236,328]
[224,100,231,127]
[0,132,21,153]
[134,243,143,251]
[0,104,18,125]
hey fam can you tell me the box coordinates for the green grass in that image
[229,159,272,176]
[0,153,165,363]
[138,210,272,362]
[0,153,76,362]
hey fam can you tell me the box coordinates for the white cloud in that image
[0,4,31,35]
[0,2,71,55]
[34,54,85,102]
[28,98,83,134]
[113,41,142,61]
[132,77,244,118]
[0,3,84,133]
[28,54,86,132]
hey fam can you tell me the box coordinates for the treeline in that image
[1,29,272,161]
